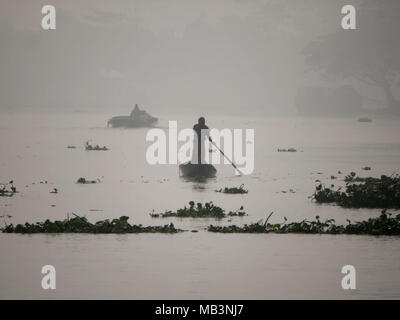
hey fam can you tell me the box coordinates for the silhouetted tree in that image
[303,0,400,114]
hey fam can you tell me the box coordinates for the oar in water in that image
[209,139,244,176]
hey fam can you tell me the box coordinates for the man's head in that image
[198,117,205,126]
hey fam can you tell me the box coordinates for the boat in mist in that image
[357,117,373,123]
[107,104,158,128]
[179,163,217,178]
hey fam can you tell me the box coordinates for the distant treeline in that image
[295,85,364,117]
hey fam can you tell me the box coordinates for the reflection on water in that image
[1,112,400,299]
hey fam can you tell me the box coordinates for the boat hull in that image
[179,163,217,178]
[107,116,158,128]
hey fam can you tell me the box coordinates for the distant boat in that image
[107,104,158,128]
[277,148,297,152]
[357,117,372,123]
[179,163,217,178]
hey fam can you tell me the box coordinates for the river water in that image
[0,112,400,299]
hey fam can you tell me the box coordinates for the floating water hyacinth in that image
[207,211,400,235]
[150,201,246,218]
[4,211,400,236]
[215,184,248,194]
[313,173,400,208]
[1,214,182,234]
[0,181,16,197]
[77,177,98,184]
[85,141,109,151]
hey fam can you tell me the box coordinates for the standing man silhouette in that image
[192,117,211,164]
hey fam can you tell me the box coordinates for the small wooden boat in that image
[179,163,217,178]
[107,104,158,128]
[357,117,372,123]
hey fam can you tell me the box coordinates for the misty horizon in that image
[1,0,399,117]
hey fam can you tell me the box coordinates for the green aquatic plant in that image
[344,172,381,183]
[0,181,16,197]
[313,173,400,208]
[5,211,400,236]
[1,214,182,234]
[77,177,98,184]
[280,189,296,194]
[343,171,379,183]
[150,201,246,218]
[215,184,248,194]
[227,206,246,216]
[85,141,109,151]
[207,210,400,235]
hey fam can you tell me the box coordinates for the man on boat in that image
[179,117,217,178]
[192,117,212,164]
[130,104,140,118]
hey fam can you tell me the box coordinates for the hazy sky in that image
[0,0,381,115]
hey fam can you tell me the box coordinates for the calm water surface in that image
[1,112,400,299]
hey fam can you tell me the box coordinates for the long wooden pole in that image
[209,140,244,176]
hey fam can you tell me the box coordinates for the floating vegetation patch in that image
[344,172,376,183]
[277,148,297,152]
[0,181,16,197]
[150,201,246,218]
[4,212,400,235]
[85,141,109,151]
[227,206,246,216]
[207,211,400,235]
[77,177,98,184]
[313,173,400,208]
[279,189,296,194]
[215,184,248,194]
[1,214,182,234]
